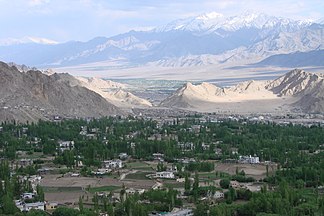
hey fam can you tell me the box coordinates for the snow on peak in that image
[196,12,224,20]
[223,12,273,30]
[27,37,59,45]
[155,11,310,33]
[316,17,324,24]
[0,36,58,46]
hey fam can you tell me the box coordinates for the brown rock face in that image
[0,62,123,123]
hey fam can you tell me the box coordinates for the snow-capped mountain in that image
[317,18,324,24]
[0,36,58,46]
[0,12,323,69]
[155,11,311,33]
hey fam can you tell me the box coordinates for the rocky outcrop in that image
[74,76,152,107]
[161,69,324,114]
[0,62,123,122]
[266,69,323,96]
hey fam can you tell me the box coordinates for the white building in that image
[45,202,58,210]
[149,209,193,216]
[119,153,128,160]
[24,202,45,211]
[16,200,45,212]
[230,180,241,189]
[191,125,201,133]
[28,175,42,193]
[58,141,74,152]
[125,188,145,195]
[21,192,36,200]
[93,168,111,175]
[213,191,224,199]
[177,142,195,151]
[155,171,175,179]
[153,153,164,161]
[103,159,123,169]
[239,155,260,164]
[19,159,33,167]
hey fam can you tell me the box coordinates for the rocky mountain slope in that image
[74,76,152,107]
[27,70,152,108]
[161,69,324,114]
[266,69,324,113]
[57,74,152,108]
[0,62,123,122]
[76,77,126,89]
[255,50,324,67]
[0,12,323,69]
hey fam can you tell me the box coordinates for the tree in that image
[52,207,79,216]
[194,203,209,216]
[12,175,22,197]
[120,184,126,203]
[226,187,237,204]
[193,172,199,191]
[319,197,324,216]
[78,196,84,213]
[220,178,230,189]
[92,194,99,213]
[106,203,114,216]
[2,193,19,214]
[157,162,166,172]
[26,209,48,216]
[293,203,316,216]
[36,185,44,201]
[192,172,199,202]
[114,203,127,216]
[184,174,191,192]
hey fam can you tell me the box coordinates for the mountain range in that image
[160,69,324,114]
[0,62,131,123]
[1,60,324,122]
[0,12,323,71]
[0,59,324,121]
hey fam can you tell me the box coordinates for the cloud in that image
[0,0,323,42]
[28,0,50,6]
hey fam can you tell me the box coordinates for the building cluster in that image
[93,159,124,175]
[15,199,45,212]
[15,175,45,212]
[103,159,123,169]
[149,208,193,216]
[57,140,75,152]
[238,155,260,164]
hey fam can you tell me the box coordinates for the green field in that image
[17,152,45,160]
[127,161,151,168]
[88,186,121,193]
[43,186,82,192]
[132,166,154,171]
[164,182,184,189]
[125,172,152,180]
[199,172,219,180]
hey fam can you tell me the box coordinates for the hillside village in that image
[1,2,324,216]
[1,114,324,215]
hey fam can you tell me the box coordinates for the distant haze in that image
[1,0,324,42]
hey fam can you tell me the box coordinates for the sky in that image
[1,0,323,43]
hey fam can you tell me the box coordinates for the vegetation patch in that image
[43,186,82,192]
[125,172,153,180]
[88,186,121,193]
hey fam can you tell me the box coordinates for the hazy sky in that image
[1,0,323,42]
